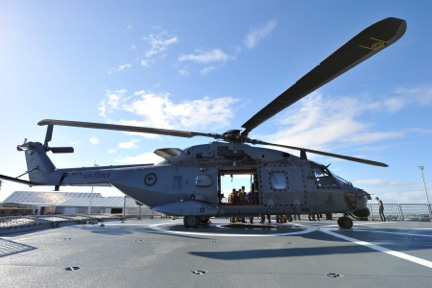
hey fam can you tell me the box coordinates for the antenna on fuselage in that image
[300,150,307,160]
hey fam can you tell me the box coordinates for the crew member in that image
[228,189,237,223]
[260,214,271,223]
[238,187,247,223]
[376,197,386,222]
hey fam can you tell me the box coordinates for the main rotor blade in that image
[251,139,388,167]
[241,17,406,135]
[38,119,221,139]
[44,125,53,146]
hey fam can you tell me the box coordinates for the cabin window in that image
[270,172,287,190]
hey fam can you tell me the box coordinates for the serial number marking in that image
[358,37,389,51]
[82,172,111,179]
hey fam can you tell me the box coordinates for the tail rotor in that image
[43,125,74,154]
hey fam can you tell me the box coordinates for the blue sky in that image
[1,0,431,203]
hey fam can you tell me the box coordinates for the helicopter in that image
[0,17,406,229]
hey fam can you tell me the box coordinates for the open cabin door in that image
[218,167,259,205]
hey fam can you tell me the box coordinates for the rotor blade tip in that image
[38,119,51,126]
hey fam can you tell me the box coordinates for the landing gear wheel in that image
[183,216,200,228]
[338,216,353,229]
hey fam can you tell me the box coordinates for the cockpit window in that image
[334,174,352,187]
[312,165,338,189]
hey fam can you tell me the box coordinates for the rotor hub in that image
[222,130,244,143]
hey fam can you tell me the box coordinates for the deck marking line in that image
[321,229,432,269]
[352,229,432,238]
[149,222,315,237]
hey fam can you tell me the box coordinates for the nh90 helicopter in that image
[0,17,406,229]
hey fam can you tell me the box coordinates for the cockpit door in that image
[257,163,308,210]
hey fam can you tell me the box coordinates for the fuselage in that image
[19,141,370,218]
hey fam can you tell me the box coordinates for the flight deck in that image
[1,218,431,288]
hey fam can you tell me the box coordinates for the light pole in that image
[122,195,127,221]
[88,186,94,215]
[419,166,432,221]
[88,162,99,215]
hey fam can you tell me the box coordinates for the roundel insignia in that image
[144,173,157,186]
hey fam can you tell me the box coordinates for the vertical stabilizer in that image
[17,141,57,184]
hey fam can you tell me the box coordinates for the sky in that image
[1,0,431,204]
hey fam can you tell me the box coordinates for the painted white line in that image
[353,229,432,238]
[149,222,316,237]
[321,229,432,269]
[323,221,397,228]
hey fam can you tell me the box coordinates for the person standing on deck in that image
[375,197,386,222]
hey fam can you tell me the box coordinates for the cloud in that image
[108,139,141,154]
[107,148,117,154]
[178,67,190,76]
[122,91,173,128]
[112,119,162,139]
[262,92,405,155]
[118,139,140,150]
[99,89,128,117]
[251,84,432,166]
[140,59,150,67]
[116,152,163,165]
[394,85,432,106]
[98,89,239,132]
[70,140,82,146]
[383,97,405,113]
[200,65,219,75]
[107,63,132,74]
[178,49,229,75]
[377,85,432,113]
[140,30,178,67]
[124,91,238,130]
[353,178,426,203]
[176,19,275,75]
[244,19,277,49]
[179,49,229,64]
[344,131,404,145]
[89,137,99,145]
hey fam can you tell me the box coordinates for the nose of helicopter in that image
[351,188,371,218]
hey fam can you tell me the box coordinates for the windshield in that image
[333,174,353,187]
[311,164,353,189]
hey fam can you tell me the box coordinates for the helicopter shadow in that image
[189,227,432,260]
[84,223,216,240]
[78,224,143,236]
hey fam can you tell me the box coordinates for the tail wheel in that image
[337,216,353,229]
[183,216,200,228]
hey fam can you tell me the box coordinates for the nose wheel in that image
[337,216,353,229]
